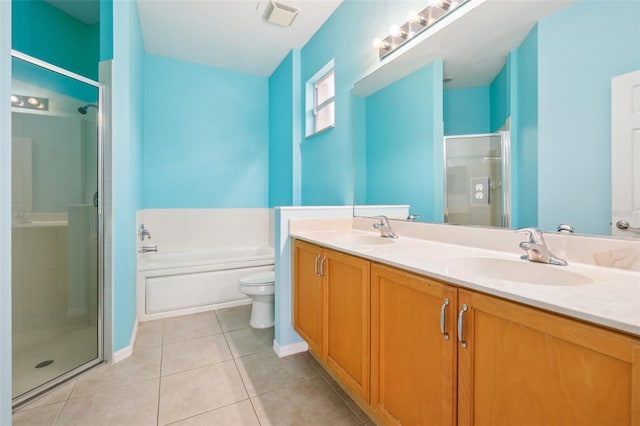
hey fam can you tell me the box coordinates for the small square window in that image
[306,60,335,137]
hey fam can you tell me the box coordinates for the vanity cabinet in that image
[292,240,324,354]
[457,289,640,426]
[293,239,371,401]
[371,263,458,426]
[292,241,640,425]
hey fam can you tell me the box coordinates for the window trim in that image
[306,60,335,138]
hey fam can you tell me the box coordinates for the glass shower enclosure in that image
[444,132,510,228]
[11,52,103,405]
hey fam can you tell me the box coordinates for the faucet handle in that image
[516,227,544,243]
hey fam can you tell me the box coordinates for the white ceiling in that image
[354,0,575,96]
[136,0,343,77]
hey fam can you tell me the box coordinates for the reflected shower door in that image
[444,133,509,227]
[11,54,102,403]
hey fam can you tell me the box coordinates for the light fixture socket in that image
[262,0,300,27]
[374,0,469,60]
[11,94,49,111]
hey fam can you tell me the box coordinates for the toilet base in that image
[249,297,274,329]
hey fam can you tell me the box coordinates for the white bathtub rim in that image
[138,247,275,272]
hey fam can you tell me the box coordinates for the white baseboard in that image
[112,319,138,363]
[273,339,308,358]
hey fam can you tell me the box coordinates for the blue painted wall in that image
[12,0,99,80]
[537,0,640,234]
[100,0,113,61]
[269,51,294,207]
[512,26,538,229]
[365,61,444,222]
[112,0,144,351]
[269,50,303,207]
[0,1,11,422]
[143,54,269,209]
[299,0,426,205]
[443,86,491,136]
[490,64,509,132]
[11,0,99,101]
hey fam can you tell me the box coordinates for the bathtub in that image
[137,246,275,321]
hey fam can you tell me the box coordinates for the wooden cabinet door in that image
[324,248,370,401]
[371,263,458,426]
[457,289,640,426]
[292,240,324,355]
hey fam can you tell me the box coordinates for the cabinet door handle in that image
[314,254,321,276]
[440,298,450,340]
[457,304,468,349]
[319,256,327,279]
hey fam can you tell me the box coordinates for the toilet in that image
[238,270,275,329]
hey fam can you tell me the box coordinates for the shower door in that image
[11,52,103,405]
[444,133,510,228]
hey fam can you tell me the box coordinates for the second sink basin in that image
[446,257,593,286]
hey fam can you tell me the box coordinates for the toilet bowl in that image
[238,270,275,329]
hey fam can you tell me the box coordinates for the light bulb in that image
[372,37,389,50]
[27,97,39,105]
[390,25,407,39]
[10,95,19,104]
[408,10,427,25]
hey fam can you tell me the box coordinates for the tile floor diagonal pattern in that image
[13,305,375,426]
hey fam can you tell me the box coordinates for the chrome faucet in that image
[138,245,157,253]
[373,215,398,239]
[139,224,151,241]
[517,228,567,266]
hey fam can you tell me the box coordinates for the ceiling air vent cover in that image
[262,0,300,27]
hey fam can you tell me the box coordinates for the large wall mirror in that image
[353,0,640,239]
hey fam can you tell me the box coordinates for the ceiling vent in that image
[262,0,300,27]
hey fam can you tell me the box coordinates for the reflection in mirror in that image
[353,0,640,237]
[444,133,509,228]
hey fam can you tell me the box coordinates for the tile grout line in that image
[218,309,263,426]
[305,352,371,425]
[51,379,78,426]
[161,398,256,426]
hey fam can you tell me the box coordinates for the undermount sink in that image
[446,257,593,286]
[338,235,396,246]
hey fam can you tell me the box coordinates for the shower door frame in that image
[443,131,511,228]
[10,50,105,407]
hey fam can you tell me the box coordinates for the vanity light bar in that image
[373,0,468,60]
[11,94,49,111]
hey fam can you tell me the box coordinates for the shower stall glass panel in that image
[11,54,102,403]
[444,133,509,228]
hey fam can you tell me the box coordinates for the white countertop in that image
[291,229,640,337]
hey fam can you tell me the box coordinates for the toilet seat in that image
[239,271,275,286]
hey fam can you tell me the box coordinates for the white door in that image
[611,70,640,237]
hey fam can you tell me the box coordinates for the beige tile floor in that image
[13,305,375,426]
